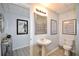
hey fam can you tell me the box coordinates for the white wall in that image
[0,3,31,50]
[59,9,76,51]
[30,4,59,53]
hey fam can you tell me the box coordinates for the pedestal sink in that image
[37,38,52,56]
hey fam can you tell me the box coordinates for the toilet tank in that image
[64,39,74,46]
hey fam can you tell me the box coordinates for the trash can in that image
[1,35,13,56]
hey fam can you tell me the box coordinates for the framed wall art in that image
[50,19,57,35]
[17,19,28,35]
[62,19,76,35]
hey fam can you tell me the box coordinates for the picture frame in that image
[17,19,28,35]
[50,19,57,35]
[62,19,76,35]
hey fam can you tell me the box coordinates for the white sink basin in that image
[37,38,52,45]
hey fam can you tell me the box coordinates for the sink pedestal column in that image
[41,45,46,56]
[37,39,52,56]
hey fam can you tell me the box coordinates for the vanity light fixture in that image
[64,21,70,24]
[36,8,46,14]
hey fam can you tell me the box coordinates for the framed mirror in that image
[34,13,47,34]
[50,19,57,35]
[62,19,76,35]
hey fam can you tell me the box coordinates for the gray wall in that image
[76,4,79,55]
[0,3,30,50]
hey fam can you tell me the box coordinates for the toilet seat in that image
[63,45,72,50]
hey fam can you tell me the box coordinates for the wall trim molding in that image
[13,44,29,51]
[46,47,59,56]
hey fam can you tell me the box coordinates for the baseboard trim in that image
[47,47,59,56]
[13,45,29,51]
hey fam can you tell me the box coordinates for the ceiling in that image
[40,3,76,14]
[15,3,76,14]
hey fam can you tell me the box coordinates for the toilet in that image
[63,39,74,56]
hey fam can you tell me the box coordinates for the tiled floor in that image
[13,46,75,56]
[32,44,65,56]
[13,46,30,56]
[13,45,64,56]
[49,48,64,56]
[49,48,76,56]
